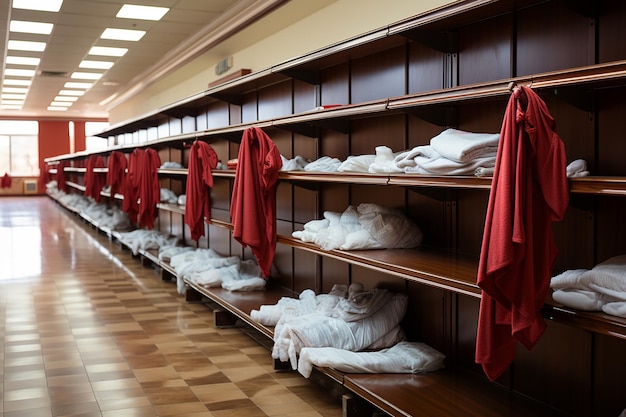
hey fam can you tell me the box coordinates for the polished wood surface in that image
[0,196,343,417]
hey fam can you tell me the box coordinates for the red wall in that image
[37,120,87,193]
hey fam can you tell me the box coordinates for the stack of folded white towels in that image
[550,254,626,318]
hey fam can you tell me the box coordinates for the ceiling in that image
[0,0,286,120]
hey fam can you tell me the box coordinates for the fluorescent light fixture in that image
[88,46,128,57]
[2,87,29,94]
[101,28,145,41]
[4,68,36,77]
[54,96,78,102]
[79,60,114,70]
[64,82,93,89]
[59,90,85,96]
[12,0,63,12]
[48,106,68,111]
[1,100,24,105]
[6,56,41,66]
[8,40,46,52]
[3,79,32,86]
[2,93,27,100]
[1,105,23,110]
[71,72,103,80]
[117,4,169,20]
[10,20,54,35]
[51,101,73,106]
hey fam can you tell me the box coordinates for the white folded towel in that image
[430,128,499,163]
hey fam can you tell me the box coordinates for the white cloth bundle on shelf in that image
[160,161,183,169]
[98,206,132,231]
[566,159,590,178]
[368,146,404,173]
[292,203,422,251]
[297,341,445,378]
[550,255,626,318]
[392,129,499,176]
[171,248,266,294]
[271,291,408,370]
[158,245,194,262]
[280,155,310,171]
[117,229,179,256]
[160,188,178,204]
[337,154,376,173]
[303,156,342,172]
[429,128,499,163]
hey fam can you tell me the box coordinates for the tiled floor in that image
[0,197,344,417]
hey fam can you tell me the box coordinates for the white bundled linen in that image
[550,255,626,318]
[566,159,590,178]
[170,248,240,294]
[272,293,408,370]
[280,155,310,171]
[368,146,403,173]
[293,204,422,251]
[160,188,178,203]
[303,156,342,172]
[117,229,179,256]
[190,258,266,292]
[338,154,376,173]
[407,154,496,176]
[429,128,499,163]
[158,245,194,262]
[297,341,445,378]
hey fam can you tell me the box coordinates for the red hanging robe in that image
[106,151,128,197]
[123,149,142,224]
[475,86,569,381]
[185,140,218,241]
[84,154,106,202]
[1,172,12,188]
[136,148,161,229]
[230,127,282,278]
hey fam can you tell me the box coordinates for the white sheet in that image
[297,341,445,378]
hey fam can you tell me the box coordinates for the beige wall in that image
[108,0,457,124]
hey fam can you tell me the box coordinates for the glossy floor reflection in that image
[0,197,343,417]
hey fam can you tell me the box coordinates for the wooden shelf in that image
[279,236,481,297]
[343,369,565,417]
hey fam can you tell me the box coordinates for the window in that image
[85,121,109,152]
[0,121,39,176]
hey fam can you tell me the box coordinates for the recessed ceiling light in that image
[59,90,85,96]
[1,100,24,105]
[2,87,29,94]
[54,96,78,102]
[79,60,114,70]
[3,79,32,86]
[48,106,68,111]
[71,72,103,80]
[101,28,145,41]
[8,40,46,52]
[10,20,54,35]
[13,0,63,12]
[88,46,128,57]
[117,4,169,21]
[6,56,41,66]
[4,68,36,77]
[2,93,27,100]
[64,82,93,89]
[2,105,23,110]
[51,101,73,106]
